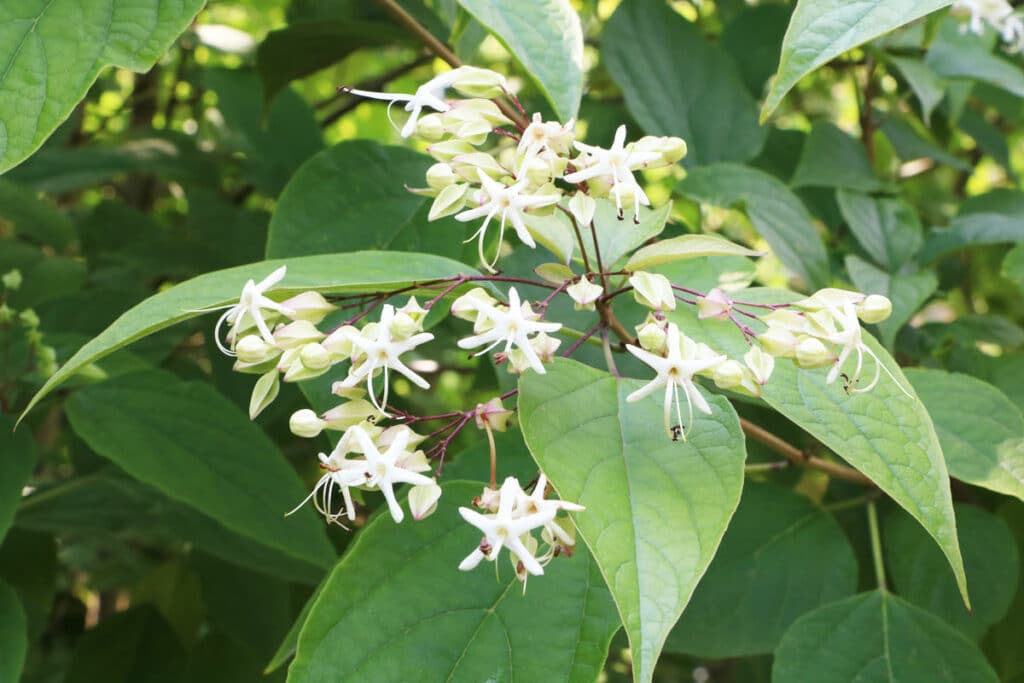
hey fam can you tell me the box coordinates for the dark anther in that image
[671,424,683,441]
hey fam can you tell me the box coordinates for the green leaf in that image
[626,234,762,271]
[265,141,464,259]
[926,17,1024,97]
[456,0,583,121]
[677,164,829,288]
[65,371,336,573]
[0,416,34,545]
[0,0,204,173]
[603,0,765,166]
[667,294,969,607]
[773,591,998,682]
[256,21,406,104]
[0,179,75,248]
[265,581,323,674]
[879,115,972,172]
[518,358,746,683]
[846,255,938,349]
[65,606,186,683]
[836,189,924,271]
[720,5,791,97]
[920,213,1024,263]
[666,483,857,657]
[762,0,953,119]
[885,504,1018,640]
[1003,242,1024,294]
[578,199,672,269]
[0,579,27,683]
[21,250,477,419]
[905,368,1024,502]
[791,122,886,193]
[886,56,947,125]
[0,530,55,640]
[288,481,620,683]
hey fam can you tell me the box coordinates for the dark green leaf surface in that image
[65,606,185,683]
[519,359,746,683]
[836,190,923,271]
[927,18,1024,97]
[677,164,828,288]
[791,122,885,193]
[905,368,1024,502]
[0,416,34,545]
[288,481,620,683]
[603,0,765,166]
[0,0,204,172]
[666,483,857,657]
[773,591,998,682]
[65,371,336,572]
[0,579,26,683]
[22,251,478,418]
[885,504,1018,639]
[457,0,584,121]
[0,179,75,248]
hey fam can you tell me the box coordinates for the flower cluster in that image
[953,0,1024,52]
[200,65,906,583]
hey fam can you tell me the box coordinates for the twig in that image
[739,417,873,486]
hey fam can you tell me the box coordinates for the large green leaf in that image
[65,371,336,573]
[603,0,765,166]
[886,56,946,125]
[668,294,969,606]
[288,481,620,683]
[0,416,34,546]
[0,0,204,173]
[666,483,857,657]
[21,251,478,419]
[919,213,1024,263]
[677,164,829,288]
[65,606,185,683]
[0,579,26,683]
[762,0,953,119]
[836,190,923,271]
[846,255,937,349]
[0,178,75,248]
[926,17,1024,97]
[885,504,1018,640]
[456,0,583,121]
[518,358,746,683]
[790,122,885,193]
[265,141,463,259]
[578,199,672,269]
[905,368,1024,502]
[773,591,998,682]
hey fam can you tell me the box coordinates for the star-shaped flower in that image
[340,425,437,524]
[336,304,434,414]
[563,124,661,222]
[285,436,366,527]
[455,170,561,273]
[514,474,584,548]
[626,322,726,440]
[207,266,294,356]
[341,70,457,138]
[458,477,557,576]
[456,287,561,374]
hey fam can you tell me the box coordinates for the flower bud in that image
[236,334,280,365]
[426,162,457,190]
[322,325,361,359]
[451,152,507,182]
[19,309,39,328]
[629,272,676,311]
[0,304,13,324]
[414,113,445,141]
[697,288,732,320]
[474,485,501,511]
[300,342,332,370]
[632,135,687,167]
[1,269,22,291]
[428,183,469,221]
[567,277,603,310]
[408,483,443,521]
[378,424,429,450]
[322,399,378,430]
[451,288,497,322]
[474,397,514,432]
[858,295,892,324]
[797,288,866,312]
[568,192,596,227]
[636,321,668,355]
[520,154,555,185]
[712,360,745,389]
[274,320,325,349]
[280,291,336,324]
[744,345,775,385]
[249,370,280,419]
[795,337,835,369]
[290,409,326,438]
[449,66,509,99]
[426,140,476,163]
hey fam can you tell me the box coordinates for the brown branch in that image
[739,417,873,486]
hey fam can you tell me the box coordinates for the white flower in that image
[567,277,603,310]
[455,170,561,273]
[285,441,365,527]
[626,323,726,440]
[336,304,434,413]
[518,113,575,160]
[341,425,437,524]
[456,287,561,374]
[514,474,584,549]
[563,124,661,222]
[208,266,294,356]
[341,70,458,138]
[458,477,558,576]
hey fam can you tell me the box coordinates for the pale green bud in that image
[300,342,332,370]
[450,152,507,182]
[236,334,280,365]
[1,269,22,291]
[280,291,336,324]
[474,397,514,432]
[636,321,668,355]
[289,408,326,438]
[0,304,14,324]
[428,183,469,221]
[712,360,745,389]
[568,192,596,227]
[531,332,561,363]
[451,288,497,322]
[697,288,732,320]
[322,325,361,359]
[408,483,443,521]
[414,113,445,141]
[322,399,379,431]
[744,345,775,385]
[795,337,835,369]
[449,66,509,99]
[632,135,687,166]
[249,370,280,419]
[629,272,676,311]
[274,320,325,349]
[858,295,892,324]
[426,163,457,190]
[567,278,603,310]
[426,140,476,163]
[19,309,39,329]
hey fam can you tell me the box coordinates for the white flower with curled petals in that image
[456,287,561,374]
[340,70,457,138]
[340,425,437,524]
[336,304,434,414]
[458,477,556,576]
[455,170,561,273]
[563,124,660,222]
[203,266,294,356]
[626,323,726,441]
[285,440,365,527]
